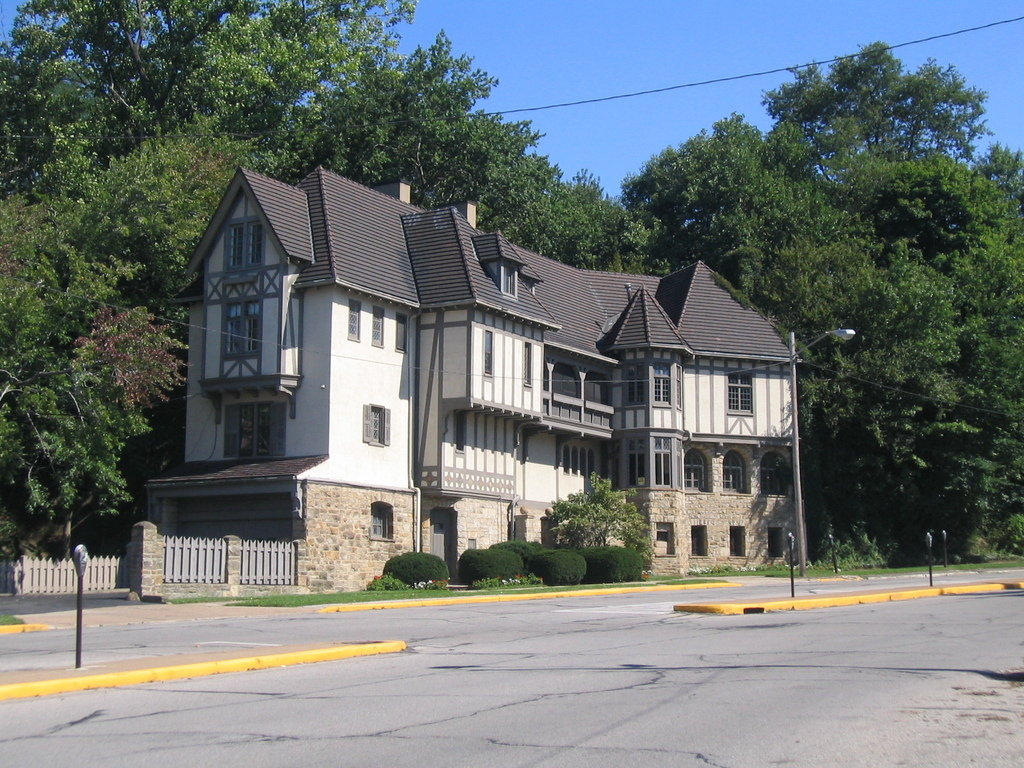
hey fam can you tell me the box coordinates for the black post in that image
[925,532,933,588]
[72,544,88,669]
[788,532,796,598]
[942,529,948,568]
[829,534,839,574]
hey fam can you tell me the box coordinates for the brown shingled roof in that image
[149,455,328,485]
[600,286,690,352]
[239,169,313,263]
[665,262,788,358]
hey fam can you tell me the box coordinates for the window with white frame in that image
[653,364,672,404]
[501,262,517,296]
[371,502,394,540]
[483,330,494,376]
[226,221,263,268]
[625,365,645,405]
[224,401,286,457]
[683,449,709,491]
[727,372,753,413]
[362,404,390,446]
[395,313,408,351]
[372,306,385,347]
[523,342,532,386]
[225,300,260,354]
[627,438,646,486]
[348,299,361,341]
[654,437,672,486]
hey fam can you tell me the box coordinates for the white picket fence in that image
[163,535,228,584]
[0,555,125,595]
[240,539,297,586]
[162,536,296,586]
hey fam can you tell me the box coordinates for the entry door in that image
[430,508,457,580]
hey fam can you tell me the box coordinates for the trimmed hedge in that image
[579,546,645,584]
[382,551,449,585]
[489,540,544,562]
[528,549,586,586]
[458,548,524,584]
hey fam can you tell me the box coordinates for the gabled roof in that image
[657,262,789,359]
[402,208,557,327]
[188,168,787,363]
[294,168,421,305]
[600,286,691,352]
[187,168,313,274]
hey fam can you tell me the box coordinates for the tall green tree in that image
[0,197,181,557]
[764,41,988,169]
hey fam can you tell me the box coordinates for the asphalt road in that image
[2,581,1022,767]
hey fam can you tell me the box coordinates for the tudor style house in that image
[147,167,796,590]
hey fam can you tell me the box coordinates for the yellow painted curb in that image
[0,624,50,634]
[0,641,407,701]
[319,581,740,613]
[674,581,1024,615]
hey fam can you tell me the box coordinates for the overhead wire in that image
[0,15,1021,143]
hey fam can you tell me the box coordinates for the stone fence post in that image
[129,521,164,601]
[225,535,242,596]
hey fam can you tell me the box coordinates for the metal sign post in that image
[72,544,89,669]
[787,532,796,598]
[942,530,948,568]
[925,532,933,588]
[829,534,839,574]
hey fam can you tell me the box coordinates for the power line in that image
[1,15,1021,143]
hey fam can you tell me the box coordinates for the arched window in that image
[683,449,709,491]
[562,445,571,473]
[759,453,790,496]
[371,502,394,540]
[723,451,748,493]
[571,446,580,475]
[586,449,596,477]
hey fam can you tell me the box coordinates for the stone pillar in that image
[129,521,164,601]
[225,535,242,596]
[293,538,308,588]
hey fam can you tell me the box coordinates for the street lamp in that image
[789,328,855,576]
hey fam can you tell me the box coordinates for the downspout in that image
[408,313,421,551]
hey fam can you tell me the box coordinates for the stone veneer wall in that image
[302,481,415,592]
[421,494,511,580]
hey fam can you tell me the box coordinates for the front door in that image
[430,508,457,580]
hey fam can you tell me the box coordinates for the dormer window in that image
[226,220,264,269]
[501,262,517,296]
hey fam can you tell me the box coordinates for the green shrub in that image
[528,549,586,586]
[383,551,449,586]
[579,546,644,583]
[489,540,544,562]
[365,573,408,591]
[458,548,523,584]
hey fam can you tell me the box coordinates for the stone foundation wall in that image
[302,482,415,592]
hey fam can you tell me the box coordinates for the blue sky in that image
[2,1,1022,195]
[396,1,1024,193]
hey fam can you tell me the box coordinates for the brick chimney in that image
[454,201,478,228]
[373,180,412,204]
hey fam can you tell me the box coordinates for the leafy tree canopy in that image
[548,475,651,559]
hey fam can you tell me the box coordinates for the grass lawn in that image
[753,559,1024,578]
[0,614,24,625]
[186,578,724,608]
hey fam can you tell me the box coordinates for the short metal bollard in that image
[72,544,89,669]
[925,532,933,588]
[788,532,796,598]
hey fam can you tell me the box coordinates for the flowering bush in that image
[365,573,408,591]
[412,579,449,590]
[471,574,544,589]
